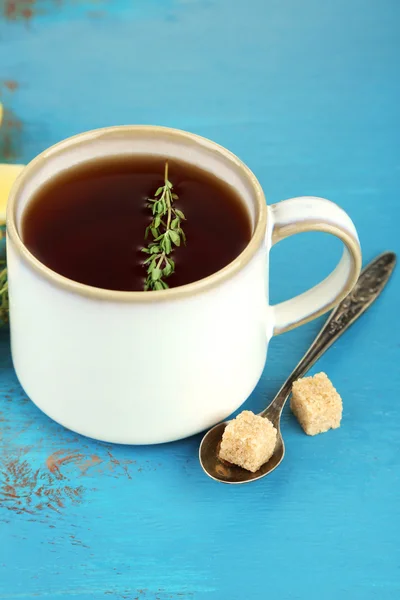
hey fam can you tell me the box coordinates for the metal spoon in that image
[199,252,396,484]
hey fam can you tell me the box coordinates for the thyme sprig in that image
[141,162,186,291]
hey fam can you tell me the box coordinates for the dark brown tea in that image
[22,156,252,291]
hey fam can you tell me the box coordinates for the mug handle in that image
[268,196,362,335]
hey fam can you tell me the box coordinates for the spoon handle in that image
[262,252,396,422]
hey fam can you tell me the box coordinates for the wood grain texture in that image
[0,0,399,598]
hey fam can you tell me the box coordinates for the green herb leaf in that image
[163,235,172,254]
[141,162,186,291]
[151,267,162,281]
[169,230,180,246]
[179,228,187,243]
[163,263,172,277]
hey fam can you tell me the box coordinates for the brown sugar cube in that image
[219,410,277,472]
[291,372,342,436]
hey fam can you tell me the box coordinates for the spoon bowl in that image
[199,252,396,484]
[199,421,285,483]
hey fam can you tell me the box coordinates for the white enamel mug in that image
[7,126,362,444]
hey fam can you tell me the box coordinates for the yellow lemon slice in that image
[0,164,25,224]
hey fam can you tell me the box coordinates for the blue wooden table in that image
[1,1,399,598]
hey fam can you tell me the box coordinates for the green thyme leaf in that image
[141,162,187,291]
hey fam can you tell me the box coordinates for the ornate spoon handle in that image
[262,252,396,422]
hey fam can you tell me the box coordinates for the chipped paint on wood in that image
[0,443,134,515]
[46,449,85,477]
[0,451,84,514]
[1,0,35,22]
[3,80,19,92]
[77,453,102,474]
[0,384,136,517]
[1,0,107,23]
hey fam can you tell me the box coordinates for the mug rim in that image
[7,125,267,302]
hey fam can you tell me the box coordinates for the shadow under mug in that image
[6,126,362,444]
